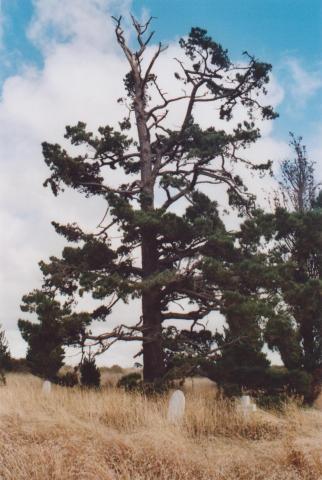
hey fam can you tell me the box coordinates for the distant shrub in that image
[80,357,100,388]
[58,370,79,387]
[117,372,142,391]
[208,364,312,404]
[219,382,241,397]
[287,369,312,397]
[117,372,173,395]
[256,392,291,410]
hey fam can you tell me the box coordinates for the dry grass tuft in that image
[0,374,322,479]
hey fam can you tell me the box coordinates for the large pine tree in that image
[26,16,277,383]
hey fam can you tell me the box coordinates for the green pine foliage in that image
[18,290,90,381]
[237,134,322,402]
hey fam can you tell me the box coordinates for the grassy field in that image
[0,374,322,479]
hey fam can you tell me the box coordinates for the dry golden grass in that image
[0,374,322,479]
[314,391,322,411]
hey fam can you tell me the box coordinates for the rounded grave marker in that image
[42,380,52,395]
[167,389,185,423]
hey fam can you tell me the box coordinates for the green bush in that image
[117,372,142,391]
[80,357,100,388]
[58,370,79,387]
[256,392,291,410]
[117,372,170,395]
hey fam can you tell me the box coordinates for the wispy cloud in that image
[28,0,131,54]
[286,58,322,106]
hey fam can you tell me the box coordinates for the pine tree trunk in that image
[133,69,165,383]
[141,233,164,382]
[301,319,315,372]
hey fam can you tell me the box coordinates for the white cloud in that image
[305,124,322,184]
[28,0,131,54]
[0,0,133,364]
[0,0,291,366]
[286,58,322,106]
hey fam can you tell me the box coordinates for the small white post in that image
[167,390,185,423]
[238,395,257,415]
[240,395,251,408]
[42,380,51,395]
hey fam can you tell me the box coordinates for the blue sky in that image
[1,0,41,75]
[0,0,321,364]
[1,0,322,141]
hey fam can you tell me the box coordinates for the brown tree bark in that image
[132,54,165,382]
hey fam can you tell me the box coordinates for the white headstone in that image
[238,395,257,415]
[167,390,185,423]
[240,395,251,408]
[42,380,51,395]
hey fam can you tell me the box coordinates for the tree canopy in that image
[237,134,322,401]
